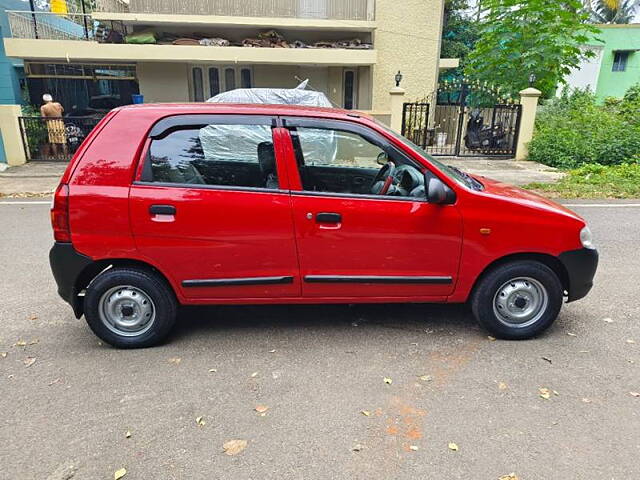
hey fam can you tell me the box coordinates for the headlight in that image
[580,226,595,250]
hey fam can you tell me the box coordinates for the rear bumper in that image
[49,242,92,317]
[558,247,599,302]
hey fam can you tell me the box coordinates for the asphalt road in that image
[1,200,639,480]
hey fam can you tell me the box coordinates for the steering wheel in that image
[372,161,396,195]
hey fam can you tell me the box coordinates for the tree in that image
[585,0,638,23]
[465,0,600,98]
[440,0,480,81]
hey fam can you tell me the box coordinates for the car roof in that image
[114,102,374,122]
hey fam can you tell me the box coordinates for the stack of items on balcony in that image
[121,29,371,49]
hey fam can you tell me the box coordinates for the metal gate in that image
[19,116,102,162]
[402,82,522,158]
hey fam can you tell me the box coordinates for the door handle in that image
[316,212,342,224]
[149,204,176,215]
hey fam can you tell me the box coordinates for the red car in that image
[49,104,598,348]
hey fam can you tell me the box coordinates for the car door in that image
[129,114,301,300]
[281,117,463,299]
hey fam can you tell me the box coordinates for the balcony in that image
[94,0,376,21]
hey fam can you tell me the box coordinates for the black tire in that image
[84,267,177,348]
[470,261,563,340]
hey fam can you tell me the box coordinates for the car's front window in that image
[373,119,483,191]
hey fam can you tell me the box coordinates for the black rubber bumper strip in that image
[304,275,452,284]
[182,276,294,287]
[558,247,599,302]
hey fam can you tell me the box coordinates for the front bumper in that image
[558,247,599,302]
[49,242,93,317]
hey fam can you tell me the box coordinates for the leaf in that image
[626,339,636,344]
[487,336,497,341]
[251,372,259,378]
[360,410,371,417]
[541,356,553,364]
[114,468,127,480]
[196,416,206,427]
[29,314,38,321]
[24,357,36,368]
[498,382,508,391]
[603,318,614,323]
[0,352,7,358]
[352,444,363,452]
[383,377,392,385]
[539,387,552,400]
[409,445,419,451]
[208,368,217,373]
[499,475,519,480]
[14,340,27,347]
[448,442,459,451]
[255,405,269,414]
[418,375,432,382]
[567,332,577,337]
[125,430,131,438]
[268,349,276,353]
[168,357,181,365]
[223,439,247,456]
[629,392,640,397]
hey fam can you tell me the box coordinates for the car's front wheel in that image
[84,267,177,348]
[471,261,563,340]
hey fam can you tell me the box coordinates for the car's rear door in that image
[129,114,301,301]
[280,117,463,300]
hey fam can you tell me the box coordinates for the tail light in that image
[51,183,71,242]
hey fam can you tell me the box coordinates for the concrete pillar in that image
[515,87,542,161]
[0,105,27,166]
[389,86,406,133]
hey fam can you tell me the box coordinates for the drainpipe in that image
[28,0,38,39]
[80,0,90,40]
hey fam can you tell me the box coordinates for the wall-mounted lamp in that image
[395,71,403,87]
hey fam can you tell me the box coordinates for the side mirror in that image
[427,177,456,205]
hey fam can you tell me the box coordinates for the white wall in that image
[559,46,604,95]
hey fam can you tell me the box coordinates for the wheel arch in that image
[468,252,569,302]
[72,258,177,319]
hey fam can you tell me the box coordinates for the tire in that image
[84,267,177,348]
[470,261,563,340]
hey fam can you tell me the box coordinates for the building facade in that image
[2,0,452,118]
[563,24,640,101]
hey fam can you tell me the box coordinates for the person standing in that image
[40,94,68,159]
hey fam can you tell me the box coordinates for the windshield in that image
[373,118,482,190]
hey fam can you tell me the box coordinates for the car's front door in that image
[281,117,463,299]
[129,115,300,300]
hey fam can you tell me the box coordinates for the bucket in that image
[131,94,144,104]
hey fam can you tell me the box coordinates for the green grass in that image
[524,163,640,199]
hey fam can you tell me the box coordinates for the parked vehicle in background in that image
[49,103,598,348]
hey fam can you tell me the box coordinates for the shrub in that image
[528,87,640,169]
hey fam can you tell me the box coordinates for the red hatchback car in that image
[50,104,598,348]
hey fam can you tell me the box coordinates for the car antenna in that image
[294,75,342,109]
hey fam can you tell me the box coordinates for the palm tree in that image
[584,0,639,24]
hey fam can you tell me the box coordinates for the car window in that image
[147,124,278,189]
[289,126,428,198]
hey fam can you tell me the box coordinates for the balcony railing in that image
[95,0,375,20]
[7,11,94,40]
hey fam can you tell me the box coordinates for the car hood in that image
[474,176,584,222]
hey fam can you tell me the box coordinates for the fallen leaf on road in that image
[603,318,614,323]
[626,339,636,344]
[48,378,61,386]
[255,405,269,414]
[499,474,519,480]
[125,430,131,438]
[498,382,508,391]
[251,372,259,378]
[418,375,432,382]
[268,349,276,353]
[0,352,6,358]
[168,357,181,365]
[541,356,552,364]
[360,410,371,416]
[195,416,206,427]
[487,336,496,341]
[223,439,247,456]
[448,442,459,451]
[29,314,38,321]
[208,368,217,373]
[567,332,577,337]
[582,398,592,403]
[630,392,640,397]
[114,468,126,480]
[539,387,552,400]
[409,445,419,451]
[383,377,392,385]
[29,339,39,345]
[352,444,363,452]
[24,357,36,368]
[13,340,27,347]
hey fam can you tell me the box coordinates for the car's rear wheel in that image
[471,261,563,339]
[84,267,177,348]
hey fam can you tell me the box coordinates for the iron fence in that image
[94,0,130,13]
[19,116,103,162]
[7,11,94,40]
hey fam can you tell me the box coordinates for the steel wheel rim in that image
[98,285,156,337]
[492,277,548,328]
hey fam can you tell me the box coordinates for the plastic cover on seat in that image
[206,80,332,108]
